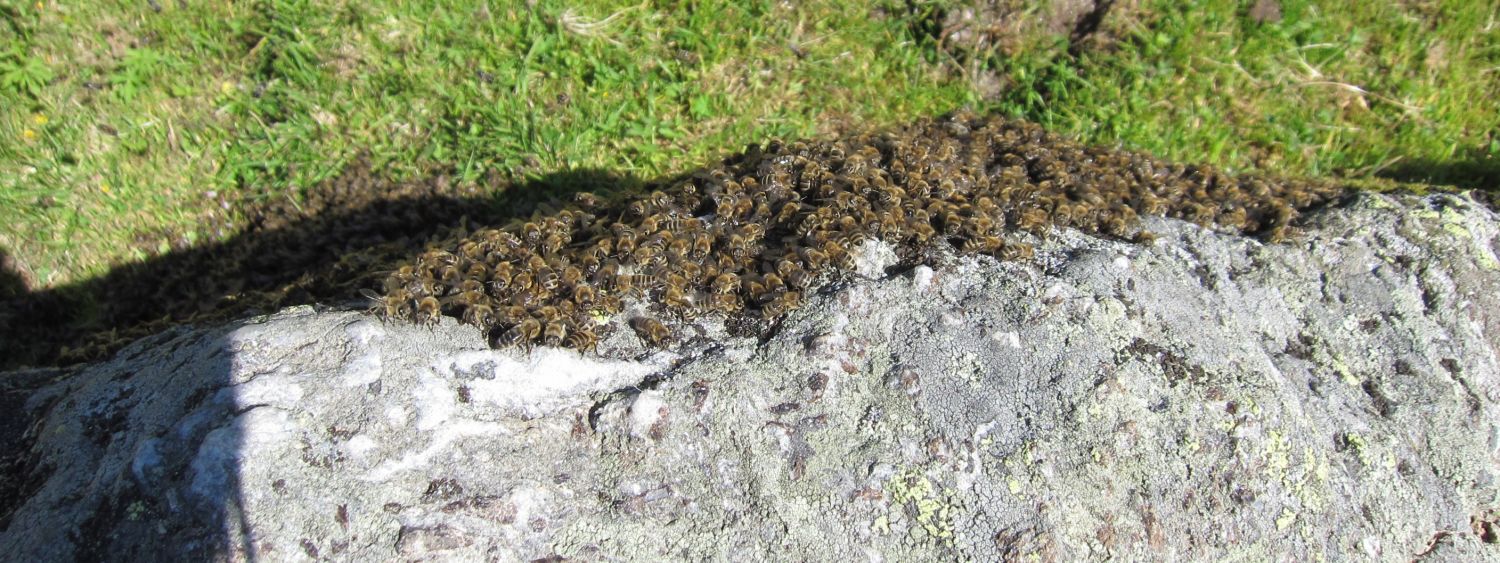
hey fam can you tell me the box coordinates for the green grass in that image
[2,0,1497,289]
[977,0,1500,183]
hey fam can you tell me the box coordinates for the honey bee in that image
[799,247,828,269]
[632,317,671,347]
[689,233,713,258]
[707,292,741,314]
[776,202,802,224]
[543,321,568,347]
[967,214,995,236]
[462,303,496,328]
[572,283,597,305]
[573,191,601,210]
[536,305,562,322]
[774,259,799,279]
[732,197,755,220]
[661,212,696,231]
[543,233,567,255]
[836,215,860,233]
[759,292,794,320]
[1182,203,1215,226]
[1133,230,1157,245]
[1017,207,1051,234]
[961,236,1004,254]
[762,273,785,291]
[617,273,660,293]
[708,192,734,214]
[935,179,957,200]
[561,266,584,287]
[577,255,602,278]
[664,237,690,259]
[630,246,662,268]
[648,190,673,210]
[593,261,620,285]
[609,235,633,256]
[457,241,485,261]
[536,268,560,291]
[563,328,598,352]
[1101,214,1130,237]
[510,289,538,308]
[998,241,1034,261]
[752,202,773,220]
[877,212,903,237]
[521,222,543,246]
[941,211,965,236]
[437,264,463,287]
[366,288,412,320]
[640,213,665,233]
[511,271,535,292]
[663,285,692,309]
[498,318,542,348]
[737,223,765,239]
[878,186,904,207]
[908,221,937,243]
[712,273,739,294]
[822,241,854,270]
[499,305,530,324]
[463,262,490,283]
[587,239,614,261]
[415,296,442,326]
[1263,225,1290,244]
[677,260,703,281]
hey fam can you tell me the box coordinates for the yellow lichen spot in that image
[872,515,889,535]
[1475,248,1500,271]
[1276,508,1298,530]
[886,468,959,546]
[31,114,48,126]
[1442,223,1469,239]
[1265,430,1291,476]
[21,128,37,142]
[1344,433,1373,467]
[1179,435,1202,456]
[1007,477,1022,495]
[1331,357,1359,386]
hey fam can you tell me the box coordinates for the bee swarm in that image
[377,113,1347,351]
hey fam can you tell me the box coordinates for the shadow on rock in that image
[0,158,643,370]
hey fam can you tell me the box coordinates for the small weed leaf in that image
[0,44,52,98]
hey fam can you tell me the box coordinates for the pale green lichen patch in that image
[1276,508,1298,530]
[885,468,960,546]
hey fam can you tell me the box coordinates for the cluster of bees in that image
[375,113,1346,352]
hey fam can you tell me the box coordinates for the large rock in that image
[2,192,1498,561]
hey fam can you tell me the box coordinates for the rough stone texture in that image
[1,192,1498,561]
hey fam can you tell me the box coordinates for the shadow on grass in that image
[0,160,644,371]
[1376,146,1500,196]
